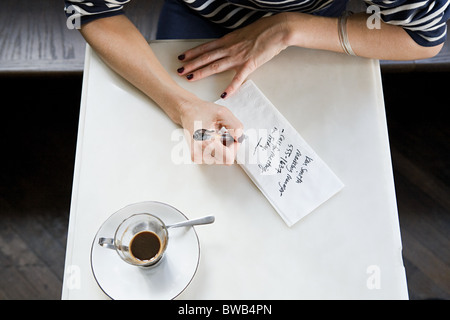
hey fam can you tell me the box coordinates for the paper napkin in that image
[216,80,344,227]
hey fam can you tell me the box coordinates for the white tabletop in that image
[62,40,408,299]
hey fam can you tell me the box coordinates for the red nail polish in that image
[220,92,227,99]
[186,74,194,80]
[177,67,184,74]
[178,54,185,61]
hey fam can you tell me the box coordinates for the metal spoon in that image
[193,128,245,146]
[166,215,215,229]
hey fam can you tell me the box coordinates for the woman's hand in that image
[179,98,244,165]
[176,13,292,98]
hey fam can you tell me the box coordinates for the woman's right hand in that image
[179,98,244,165]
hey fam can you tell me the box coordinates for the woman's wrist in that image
[155,85,199,126]
[282,11,442,60]
[281,12,341,52]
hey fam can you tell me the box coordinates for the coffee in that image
[129,231,161,261]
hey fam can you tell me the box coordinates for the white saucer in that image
[90,201,200,300]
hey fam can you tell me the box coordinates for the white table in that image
[61,40,408,299]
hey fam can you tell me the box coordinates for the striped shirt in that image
[64,0,450,46]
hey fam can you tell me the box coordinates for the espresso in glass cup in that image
[99,213,168,268]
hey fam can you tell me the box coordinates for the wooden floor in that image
[382,72,450,299]
[0,0,449,300]
[0,74,81,299]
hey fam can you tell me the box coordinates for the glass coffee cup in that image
[99,213,168,268]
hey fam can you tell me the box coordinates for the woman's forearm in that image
[78,14,244,165]
[284,12,443,60]
[79,15,197,125]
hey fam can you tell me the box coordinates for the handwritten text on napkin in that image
[216,80,344,227]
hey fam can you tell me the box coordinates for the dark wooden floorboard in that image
[0,74,81,299]
[0,220,63,299]
[383,71,450,300]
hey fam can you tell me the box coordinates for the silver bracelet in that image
[338,12,357,56]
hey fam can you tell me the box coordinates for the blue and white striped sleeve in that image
[64,0,130,25]
[366,0,450,47]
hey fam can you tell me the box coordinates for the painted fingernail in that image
[186,74,194,80]
[177,67,184,74]
[178,54,185,61]
[220,92,227,99]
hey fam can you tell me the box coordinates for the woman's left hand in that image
[176,13,292,98]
